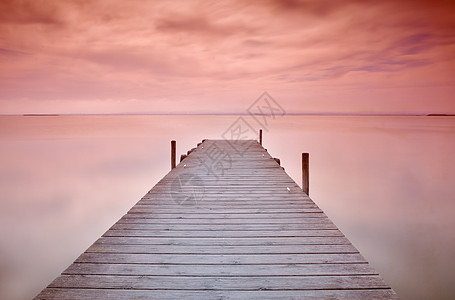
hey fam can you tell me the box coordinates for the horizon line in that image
[1,112,454,117]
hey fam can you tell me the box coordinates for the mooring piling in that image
[171,140,176,169]
[302,152,309,195]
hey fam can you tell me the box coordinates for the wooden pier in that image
[35,139,399,299]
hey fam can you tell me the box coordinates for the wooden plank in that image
[108,223,337,231]
[63,263,378,276]
[132,205,321,210]
[135,202,319,208]
[36,288,399,300]
[137,201,316,206]
[94,236,351,246]
[150,191,310,194]
[75,253,368,264]
[102,229,344,237]
[128,208,323,213]
[139,196,313,201]
[121,213,325,219]
[47,274,390,290]
[154,179,299,183]
[117,216,330,224]
[86,244,359,254]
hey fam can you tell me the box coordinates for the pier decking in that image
[35,140,398,299]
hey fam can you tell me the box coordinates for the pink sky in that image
[0,0,454,114]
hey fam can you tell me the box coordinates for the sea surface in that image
[0,115,454,299]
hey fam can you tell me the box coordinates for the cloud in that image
[0,48,29,56]
[0,0,64,25]
[0,0,454,113]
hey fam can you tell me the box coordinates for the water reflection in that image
[0,115,454,299]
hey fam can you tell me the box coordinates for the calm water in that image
[0,115,454,299]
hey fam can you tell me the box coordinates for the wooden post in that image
[259,129,262,145]
[302,153,309,195]
[171,140,176,169]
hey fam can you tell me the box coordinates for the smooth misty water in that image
[0,115,454,299]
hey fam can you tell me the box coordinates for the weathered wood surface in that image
[35,140,399,299]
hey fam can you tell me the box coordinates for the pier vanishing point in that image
[35,139,399,299]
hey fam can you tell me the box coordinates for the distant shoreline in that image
[22,114,60,117]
